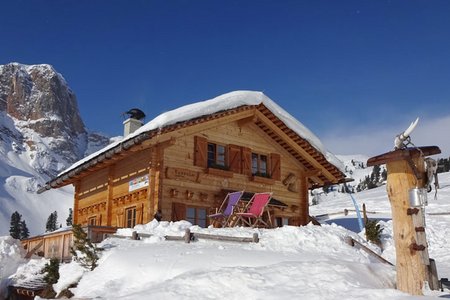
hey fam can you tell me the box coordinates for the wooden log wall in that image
[76,148,154,227]
[161,121,311,225]
[74,115,316,227]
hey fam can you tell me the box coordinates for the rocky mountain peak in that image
[0,62,111,179]
[0,63,85,137]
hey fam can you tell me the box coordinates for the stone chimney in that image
[123,118,143,136]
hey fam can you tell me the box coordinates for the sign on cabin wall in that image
[166,167,200,182]
[129,174,149,192]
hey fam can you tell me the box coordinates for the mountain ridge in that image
[0,62,115,235]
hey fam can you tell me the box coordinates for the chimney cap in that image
[124,108,146,121]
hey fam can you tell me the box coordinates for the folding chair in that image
[235,192,273,228]
[208,191,244,227]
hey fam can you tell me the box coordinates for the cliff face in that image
[0,63,109,178]
[0,63,114,235]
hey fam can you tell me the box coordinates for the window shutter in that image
[270,153,281,180]
[172,202,186,221]
[227,144,241,173]
[241,147,252,176]
[194,136,207,168]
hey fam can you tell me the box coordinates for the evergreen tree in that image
[46,211,58,232]
[53,210,58,229]
[20,220,30,239]
[9,211,22,239]
[42,258,60,284]
[381,168,388,181]
[372,165,381,183]
[66,208,73,226]
[71,224,98,270]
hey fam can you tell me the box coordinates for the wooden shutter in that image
[227,144,241,173]
[270,153,281,180]
[241,147,252,176]
[194,136,207,168]
[172,202,186,221]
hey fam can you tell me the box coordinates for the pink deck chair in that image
[208,191,244,227]
[235,192,273,228]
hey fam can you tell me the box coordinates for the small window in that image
[275,217,289,227]
[252,153,268,177]
[125,207,137,228]
[88,216,97,226]
[207,143,227,168]
[186,206,208,228]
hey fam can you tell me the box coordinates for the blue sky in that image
[1,0,450,156]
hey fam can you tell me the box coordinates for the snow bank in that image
[53,262,85,296]
[72,224,401,299]
[0,236,26,297]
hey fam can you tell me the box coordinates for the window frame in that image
[274,217,289,227]
[207,142,227,169]
[88,216,97,226]
[125,206,137,228]
[251,152,269,177]
[185,206,208,228]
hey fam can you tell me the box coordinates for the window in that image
[88,216,97,226]
[275,217,289,227]
[252,153,268,176]
[186,206,207,228]
[207,143,226,168]
[125,206,137,228]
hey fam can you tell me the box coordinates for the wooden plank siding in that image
[161,121,311,225]
[70,106,344,228]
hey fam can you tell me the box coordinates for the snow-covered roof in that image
[38,90,345,193]
[60,91,343,176]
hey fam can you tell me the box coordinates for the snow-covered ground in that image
[2,173,450,299]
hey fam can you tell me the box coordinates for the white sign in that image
[129,174,149,192]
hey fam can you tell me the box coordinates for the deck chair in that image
[208,191,244,227]
[235,192,272,228]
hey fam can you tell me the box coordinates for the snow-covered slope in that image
[337,154,373,183]
[0,63,114,235]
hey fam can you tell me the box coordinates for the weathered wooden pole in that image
[368,146,440,295]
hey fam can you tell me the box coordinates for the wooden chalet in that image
[38,91,347,229]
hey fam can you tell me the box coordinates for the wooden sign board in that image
[166,167,200,182]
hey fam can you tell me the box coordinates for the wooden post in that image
[184,228,191,243]
[73,181,80,225]
[252,233,259,243]
[106,166,115,226]
[368,146,440,295]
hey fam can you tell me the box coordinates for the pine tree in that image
[46,213,54,232]
[42,258,60,284]
[20,220,30,239]
[381,168,387,181]
[53,211,58,229]
[46,211,58,232]
[71,224,98,270]
[9,211,22,239]
[66,208,73,226]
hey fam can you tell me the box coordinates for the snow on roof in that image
[59,91,344,177]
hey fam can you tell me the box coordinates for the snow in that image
[0,112,115,236]
[0,236,26,297]
[52,262,85,295]
[3,171,450,299]
[59,91,345,177]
